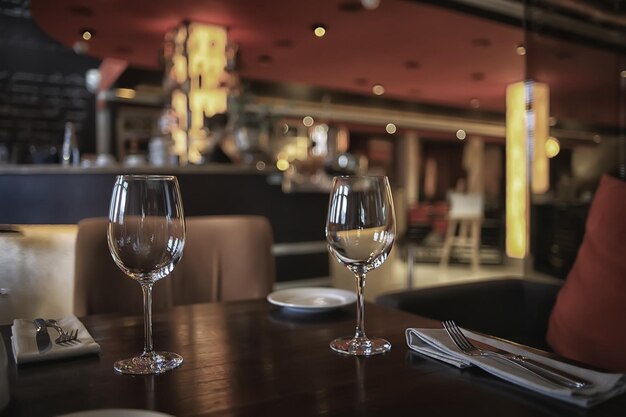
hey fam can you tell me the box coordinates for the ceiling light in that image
[593,134,602,143]
[81,30,93,41]
[516,44,526,56]
[372,84,385,95]
[470,98,480,108]
[621,70,626,78]
[545,137,560,158]
[385,123,396,134]
[456,129,466,140]
[313,25,326,37]
[302,116,314,127]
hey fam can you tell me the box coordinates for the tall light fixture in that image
[164,22,229,164]
[505,81,550,259]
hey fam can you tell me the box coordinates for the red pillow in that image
[547,174,626,372]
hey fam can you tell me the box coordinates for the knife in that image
[472,338,593,389]
[33,318,52,353]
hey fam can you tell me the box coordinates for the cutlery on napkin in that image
[11,315,101,365]
[406,327,626,408]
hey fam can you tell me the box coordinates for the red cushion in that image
[547,175,626,372]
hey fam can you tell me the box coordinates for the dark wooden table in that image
[1,300,625,416]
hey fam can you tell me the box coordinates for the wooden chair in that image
[74,215,275,316]
[439,192,484,269]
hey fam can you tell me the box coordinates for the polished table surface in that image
[1,299,625,417]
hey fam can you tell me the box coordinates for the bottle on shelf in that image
[61,122,80,166]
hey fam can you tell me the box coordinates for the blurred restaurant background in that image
[0,0,624,323]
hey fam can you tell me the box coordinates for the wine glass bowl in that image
[108,215,185,284]
[107,175,186,374]
[326,176,395,356]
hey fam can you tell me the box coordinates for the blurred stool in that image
[440,192,484,269]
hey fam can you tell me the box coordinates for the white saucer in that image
[57,410,174,417]
[267,287,356,313]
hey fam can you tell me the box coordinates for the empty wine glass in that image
[326,176,395,355]
[107,175,186,374]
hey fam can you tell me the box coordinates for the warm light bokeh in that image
[165,22,228,164]
[505,81,550,259]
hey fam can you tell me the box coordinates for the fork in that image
[442,320,591,390]
[45,320,79,344]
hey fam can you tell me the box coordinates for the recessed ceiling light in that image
[372,84,385,95]
[621,70,626,78]
[312,25,326,38]
[81,29,94,41]
[469,98,480,108]
[456,129,466,140]
[303,116,314,127]
[516,44,526,56]
[386,123,397,134]
[593,134,602,143]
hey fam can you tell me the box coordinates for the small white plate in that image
[267,287,356,313]
[57,410,174,417]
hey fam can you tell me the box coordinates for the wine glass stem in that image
[354,272,367,339]
[141,283,154,355]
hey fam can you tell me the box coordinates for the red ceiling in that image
[30,0,524,113]
[29,0,621,126]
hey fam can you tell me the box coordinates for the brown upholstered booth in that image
[74,215,275,316]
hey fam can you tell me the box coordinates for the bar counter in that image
[0,164,330,282]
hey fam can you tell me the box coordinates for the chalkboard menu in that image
[0,0,100,163]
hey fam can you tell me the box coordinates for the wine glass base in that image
[330,336,391,356]
[114,351,183,375]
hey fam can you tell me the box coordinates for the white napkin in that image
[406,327,626,408]
[11,315,101,365]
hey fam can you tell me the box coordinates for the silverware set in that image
[45,319,79,344]
[442,320,592,390]
[33,318,79,352]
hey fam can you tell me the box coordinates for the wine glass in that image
[107,175,186,374]
[326,175,396,356]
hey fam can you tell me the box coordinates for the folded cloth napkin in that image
[11,315,101,365]
[406,327,626,408]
